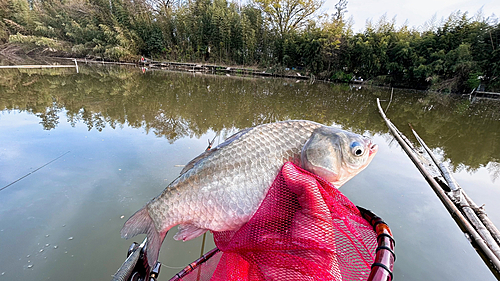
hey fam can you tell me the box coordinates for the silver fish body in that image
[121,120,378,267]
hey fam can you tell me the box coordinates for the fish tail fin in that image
[120,207,166,269]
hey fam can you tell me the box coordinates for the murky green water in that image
[0,65,499,280]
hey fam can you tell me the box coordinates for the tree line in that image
[1,0,499,92]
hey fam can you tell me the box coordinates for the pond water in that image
[0,65,499,281]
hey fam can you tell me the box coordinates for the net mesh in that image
[178,162,377,281]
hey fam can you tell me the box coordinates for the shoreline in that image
[0,43,311,81]
[2,43,498,99]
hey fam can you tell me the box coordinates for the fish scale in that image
[121,120,378,268]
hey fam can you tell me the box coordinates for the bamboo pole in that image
[376,98,500,279]
[463,191,500,247]
[409,125,500,260]
[0,65,77,69]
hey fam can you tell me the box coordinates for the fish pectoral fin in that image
[173,224,208,241]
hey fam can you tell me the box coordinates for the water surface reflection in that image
[1,66,498,174]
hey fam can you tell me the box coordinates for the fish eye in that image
[350,142,364,156]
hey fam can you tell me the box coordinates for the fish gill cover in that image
[177,162,377,281]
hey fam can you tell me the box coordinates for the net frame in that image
[168,208,394,281]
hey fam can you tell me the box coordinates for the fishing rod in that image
[0,151,70,192]
[111,238,161,281]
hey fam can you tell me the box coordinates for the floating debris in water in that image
[64,251,68,254]
[120,215,124,219]
[27,264,33,269]
[53,245,58,249]
[1,272,5,275]
[45,244,50,247]
[45,234,49,237]
[62,224,66,227]
[26,255,30,258]
[68,237,73,240]
[39,249,44,253]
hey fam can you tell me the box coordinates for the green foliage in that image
[466,71,482,90]
[1,0,499,92]
[252,0,324,37]
[337,11,500,92]
[331,70,353,82]
[104,46,133,61]
[9,33,66,49]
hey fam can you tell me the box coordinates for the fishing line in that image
[159,264,185,269]
[0,151,70,192]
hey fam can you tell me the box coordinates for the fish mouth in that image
[368,143,378,156]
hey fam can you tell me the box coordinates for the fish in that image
[120,120,378,267]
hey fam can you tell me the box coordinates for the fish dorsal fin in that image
[180,149,216,174]
[180,127,253,175]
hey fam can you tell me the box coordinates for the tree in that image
[253,0,324,37]
[318,0,348,74]
[332,0,347,22]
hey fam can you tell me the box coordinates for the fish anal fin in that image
[173,224,208,241]
[120,207,167,269]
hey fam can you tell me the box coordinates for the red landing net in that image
[177,161,379,281]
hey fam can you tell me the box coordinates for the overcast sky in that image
[322,0,500,32]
